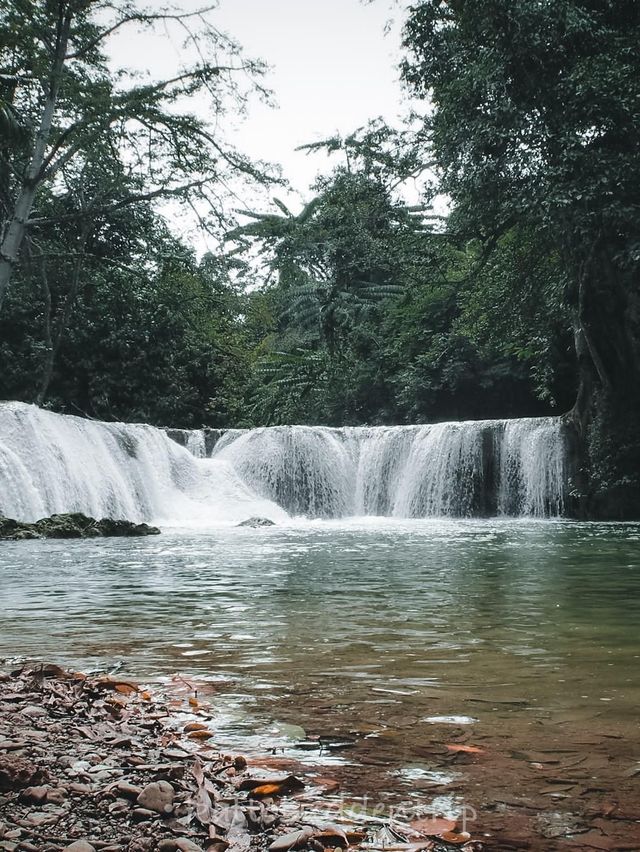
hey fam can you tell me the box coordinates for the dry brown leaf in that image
[188,729,214,740]
[411,817,456,836]
[439,831,471,845]
[445,744,485,754]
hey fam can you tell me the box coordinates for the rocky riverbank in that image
[0,664,481,852]
[0,514,160,541]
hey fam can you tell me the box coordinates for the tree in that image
[228,126,432,424]
[402,0,640,512]
[0,0,274,310]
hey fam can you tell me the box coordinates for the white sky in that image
[212,0,410,195]
[108,0,416,248]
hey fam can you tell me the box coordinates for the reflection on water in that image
[1,518,639,766]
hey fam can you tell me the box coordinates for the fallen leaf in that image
[188,729,214,740]
[439,831,470,844]
[269,828,314,851]
[445,744,485,754]
[250,783,282,797]
[241,775,305,796]
[184,722,209,732]
[115,683,137,695]
[191,758,215,824]
[310,825,349,848]
[411,817,456,836]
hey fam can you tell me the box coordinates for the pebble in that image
[69,782,93,794]
[18,785,49,804]
[115,781,142,800]
[136,780,174,814]
[26,812,52,826]
[175,841,206,852]
[20,705,48,718]
[47,786,68,803]
[157,841,206,852]
[63,842,97,852]
[132,807,156,822]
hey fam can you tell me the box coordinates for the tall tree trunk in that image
[35,226,89,406]
[0,6,72,310]
[568,243,640,518]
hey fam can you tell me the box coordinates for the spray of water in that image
[0,402,567,524]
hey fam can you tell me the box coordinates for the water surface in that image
[1,519,639,781]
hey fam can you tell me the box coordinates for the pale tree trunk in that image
[0,7,72,310]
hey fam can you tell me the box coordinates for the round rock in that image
[136,780,174,814]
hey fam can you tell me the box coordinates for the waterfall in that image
[210,418,568,519]
[0,402,286,525]
[0,402,568,524]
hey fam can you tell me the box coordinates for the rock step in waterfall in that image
[0,401,569,524]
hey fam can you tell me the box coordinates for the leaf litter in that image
[0,663,483,852]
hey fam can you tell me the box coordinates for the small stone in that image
[63,842,97,852]
[132,807,155,822]
[237,516,276,527]
[26,812,53,826]
[46,786,67,803]
[0,755,47,791]
[21,705,48,718]
[115,781,141,800]
[0,741,28,752]
[175,841,206,852]
[128,841,154,852]
[136,780,174,814]
[19,785,49,804]
[157,841,178,852]
[68,782,93,794]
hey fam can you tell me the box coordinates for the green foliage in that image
[0,219,252,427]
[402,0,640,509]
[234,126,560,426]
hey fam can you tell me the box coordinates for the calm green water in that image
[1,518,639,764]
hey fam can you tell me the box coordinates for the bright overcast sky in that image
[212,0,410,195]
[108,0,413,247]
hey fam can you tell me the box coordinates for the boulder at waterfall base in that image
[237,516,276,527]
[0,513,160,540]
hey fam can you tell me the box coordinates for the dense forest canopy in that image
[0,0,638,514]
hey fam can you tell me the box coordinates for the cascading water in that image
[0,401,569,524]
[0,402,286,525]
[210,418,568,519]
